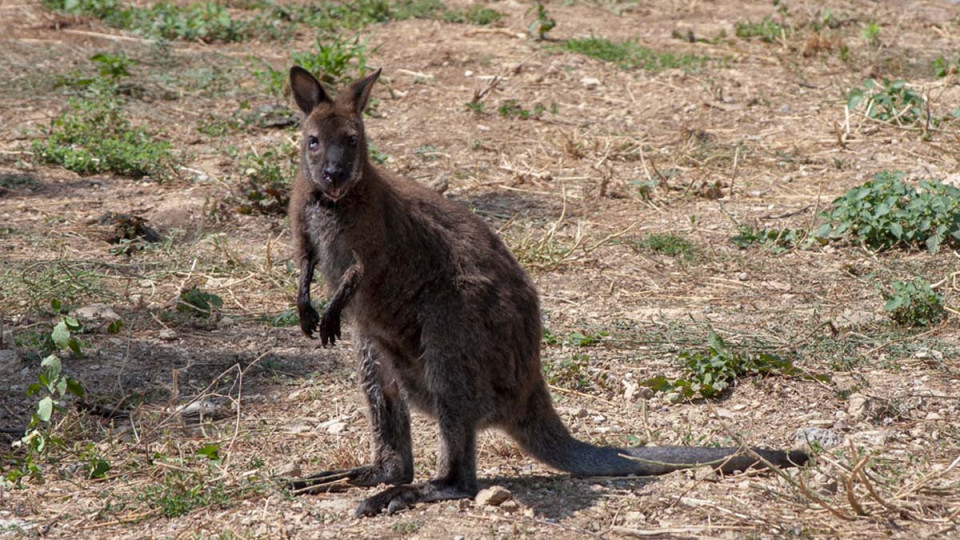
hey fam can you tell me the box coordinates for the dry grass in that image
[1,0,959,538]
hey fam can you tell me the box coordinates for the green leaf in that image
[66,378,86,398]
[107,319,124,334]
[41,354,62,383]
[51,321,71,351]
[197,443,221,461]
[37,397,54,423]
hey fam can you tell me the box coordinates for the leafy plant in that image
[643,331,794,399]
[884,277,946,327]
[846,79,927,126]
[444,5,503,25]
[735,17,787,43]
[177,287,223,318]
[497,99,546,119]
[542,354,608,392]
[528,0,556,41]
[564,36,709,72]
[933,56,960,78]
[8,302,86,484]
[861,21,881,47]
[731,225,807,253]
[32,96,177,180]
[234,149,294,215]
[816,171,960,253]
[631,233,699,261]
[258,35,369,95]
[90,52,136,80]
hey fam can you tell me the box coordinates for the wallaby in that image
[286,66,808,517]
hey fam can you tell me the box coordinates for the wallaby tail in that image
[506,386,808,477]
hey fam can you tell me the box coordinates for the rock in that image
[846,393,871,422]
[73,304,121,324]
[159,329,177,340]
[274,461,301,477]
[925,412,943,421]
[795,426,842,448]
[664,392,683,404]
[0,349,20,375]
[580,76,600,90]
[475,486,512,507]
[693,467,720,482]
[849,429,892,446]
[499,500,519,512]
[429,174,449,194]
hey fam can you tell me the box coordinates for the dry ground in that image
[1,0,959,538]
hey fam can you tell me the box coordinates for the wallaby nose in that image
[322,164,343,182]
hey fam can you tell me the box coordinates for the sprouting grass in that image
[564,36,709,72]
[629,233,699,261]
[256,35,369,95]
[735,17,788,43]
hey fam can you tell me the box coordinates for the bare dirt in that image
[1,0,959,538]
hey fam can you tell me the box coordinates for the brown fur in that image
[286,66,808,517]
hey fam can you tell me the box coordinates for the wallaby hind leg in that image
[355,387,479,516]
[290,336,413,494]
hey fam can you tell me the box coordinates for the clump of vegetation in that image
[846,79,928,126]
[528,0,556,41]
[643,331,795,399]
[564,36,709,72]
[731,225,807,253]
[8,303,87,485]
[884,278,946,327]
[32,97,177,180]
[735,17,788,43]
[44,0,248,43]
[497,99,547,119]
[542,354,609,392]
[139,473,233,517]
[444,5,503,25]
[233,149,294,215]
[933,56,960,78]
[258,35,369,95]
[542,329,607,348]
[861,21,881,47]
[630,233,699,261]
[177,287,223,319]
[817,171,960,253]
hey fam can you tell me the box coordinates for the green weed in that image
[884,277,946,327]
[631,233,699,261]
[542,353,609,392]
[933,56,960,78]
[735,17,788,43]
[643,331,794,399]
[527,0,555,40]
[816,171,960,253]
[32,96,177,180]
[846,79,928,126]
[444,5,503,25]
[731,225,808,253]
[564,36,709,72]
[177,287,223,318]
[258,35,369,95]
[233,149,294,215]
[861,22,881,47]
[497,99,547,119]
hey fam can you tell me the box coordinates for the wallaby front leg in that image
[318,261,362,347]
[297,256,319,338]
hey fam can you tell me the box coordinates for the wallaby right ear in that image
[290,66,330,114]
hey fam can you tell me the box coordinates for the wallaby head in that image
[289,65,381,202]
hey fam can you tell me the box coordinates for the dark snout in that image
[321,145,351,186]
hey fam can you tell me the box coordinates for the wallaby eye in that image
[347,135,359,147]
[307,135,320,151]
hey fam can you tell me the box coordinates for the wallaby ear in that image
[343,68,382,115]
[290,65,330,115]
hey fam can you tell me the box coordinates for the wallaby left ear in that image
[344,68,382,115]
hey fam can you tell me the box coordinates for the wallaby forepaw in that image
[318,309,342,347]
[298,305,320,339]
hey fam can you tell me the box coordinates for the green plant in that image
[177,287,223,318]
[90,52,136,80]
[391,519,424,534]
[933,56,960,78]
[631,233,699,261]
[258,35,369,95]
[861,22,881,47]
[140,473,234,517]
[731,225,807,253]
[734,17,787,43]
[846,79,927,126]
[884,277,946,327]
[444,5,503,25]
[564,36,709,72]
[643,331,794,399]
[32,96,177,180]
[542,354,608,392]
[8,303,86,484]
[497,99,546,119]
[527,0,555,41]
[816,171,960,253]
[234,149,294,215]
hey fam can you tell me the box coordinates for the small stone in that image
[693,467,720,482]
[73,304,121,324]
[847,393,870,422]
[664,392,683,404]
[274,461,301,477]
[580,76,601,90]
[499,500,519,513]
[573,407,588,418]
[429,174,449,194]
[159,329,177,340]
[795,426,842,448]
[458,499,473,510]
[475,486,512,507]
[926,412,943,421]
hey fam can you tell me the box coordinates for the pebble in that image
[475,486,512,507]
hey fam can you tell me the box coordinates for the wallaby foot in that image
[354,480,477,517]
[289,462,412,494]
